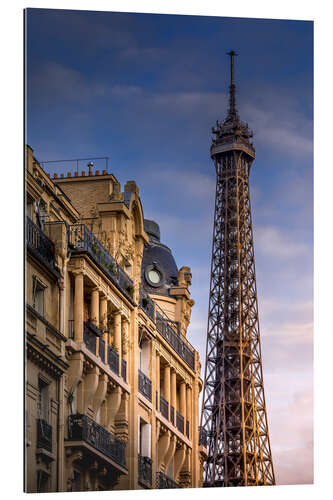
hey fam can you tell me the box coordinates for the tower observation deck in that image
[199,51,275,487]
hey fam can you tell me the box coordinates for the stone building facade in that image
[25,145,207,493]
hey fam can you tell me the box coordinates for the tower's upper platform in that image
[211,51,255,160]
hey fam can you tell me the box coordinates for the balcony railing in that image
[156,472,180,489]
[37,419,52,452]
[68,414,126,469]
[83,321,98,355]
[139,289,155,322]
[138,454,152,487]
[69,223,134,303]
[121,359,127,382]
[138,369,152,402]
[198,426,208,447]
[107,345,119,375]
[139,289,195,371]
[26,216,57,273]
[99,337,105,363]
[176,411,184,434]
[186,420,189,438]
[160,395,169,420]
[170,405,175,425]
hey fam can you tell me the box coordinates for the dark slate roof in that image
[141,219,178,297]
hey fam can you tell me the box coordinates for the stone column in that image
[100,296,108,361]
[90,288,100,357]
[73,272,84,343]
[156,352,160,411]
[180,381,186,423]
[90,288,99,325]
[186,385,192,439]
[114,311,122,374]
[171,369,177,424]
[163,364,171,419]
[121,319,129,381]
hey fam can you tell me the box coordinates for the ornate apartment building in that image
[25,145,207,493]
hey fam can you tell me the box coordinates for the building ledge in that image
[64,441,128,475]
[66,339,131,394]
[156,411,192,448]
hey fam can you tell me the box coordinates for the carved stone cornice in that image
[26,336,68,378]
[26,303,67,343]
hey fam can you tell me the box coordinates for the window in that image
[71,470,81,492]
[37,470,49,493]
[138,417,151,458]
[38,378,49,423]
[32,275,47,315]
[139,335,150,375]
[26,195,34,219]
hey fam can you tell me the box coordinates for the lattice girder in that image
[200,145,275,487]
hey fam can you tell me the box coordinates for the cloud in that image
[255,225,309,260]
[243,100,313,157]
[268,388,313,484]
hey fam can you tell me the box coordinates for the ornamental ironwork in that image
[26,216,56,272]
[37,418,52,452]
[69,223,134,302]
[160,395,169,420]
[176,411,184,434]
[138,369,152,402]
[200,51,275,487]
[156,472,180,489]
[68,413,126,469]
[138,454,152,487]
[107,345,119,375]
[139,288,195,370]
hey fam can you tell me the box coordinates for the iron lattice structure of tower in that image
[200,52,275,487]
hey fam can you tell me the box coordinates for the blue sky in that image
[26,8,313,485]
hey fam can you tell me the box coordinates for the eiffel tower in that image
[200,51,275,487]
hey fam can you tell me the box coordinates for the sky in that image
[26,8,313,486]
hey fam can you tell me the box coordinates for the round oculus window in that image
[148,269,161,284]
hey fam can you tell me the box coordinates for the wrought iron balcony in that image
[26,216,57,274]
[83,321,99,355]
[198,426,208,447]
[121,359,127,382]
[139,288,195,371]
[68,414,126,469]
[139,290,155,322]
[170,405,175,425]
[156,471,180,489]
[99,337,105,363]
[138,454,152,487]
[69,223,134,303]
[138,369,152,402]
[37,419,52,452]
[107,345,119,375]
[160,395,169,420]
[176,411,184,434]
[186,420,189,438]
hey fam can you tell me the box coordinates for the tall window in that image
[38,378,49,423]
[139,336,150,375]
[71,470,81,492]
[138,417,151,458]
[32,276,47,315]
[26,194,34,219]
